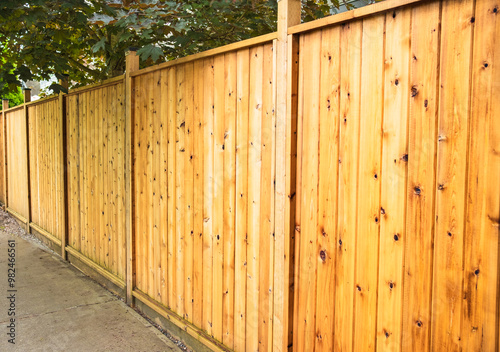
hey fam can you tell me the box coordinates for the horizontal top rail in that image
[288,0,426,34]
[25,96,59,108]
[131,31,277,77]
[2,105,24,114]
[67,75,125,95]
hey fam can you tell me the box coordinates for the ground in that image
[0,209,189,352]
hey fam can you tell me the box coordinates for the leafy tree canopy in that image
[0,0,354,96]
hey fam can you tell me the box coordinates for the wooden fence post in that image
[274,1,301,352]
[125,49,139,305]
[59,75,69,259]
[23,89,31,232]
[23,89,31,103]
[2,99,9,209]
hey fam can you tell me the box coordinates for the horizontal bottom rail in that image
[29,223,62,247]
[6,208,28,225]
[132,289,229,352]
[66,246,125,289]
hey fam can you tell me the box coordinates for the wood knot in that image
[319,250,326,262]
[411,86,418,97]
[414,186,421,195]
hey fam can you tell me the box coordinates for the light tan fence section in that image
[5,107,29,222]
[292,0,500,351]
[27,98,65,242]
[66,79,126,283]
[132,41,277,350]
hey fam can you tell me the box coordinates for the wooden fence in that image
[292,0,500,351]
[132,41,276,351]
[0,0,498,351]
[28,97,65,244]
[66,78,127,284]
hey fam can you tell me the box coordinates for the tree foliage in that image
[0,0,354,96]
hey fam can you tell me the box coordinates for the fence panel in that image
[5,107,29,221]
[132,41,276,350]
[293,0,500,351]
[66,80,126,282]
[27,98,64,242]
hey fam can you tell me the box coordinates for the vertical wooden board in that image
[109,85,117,275]
[461,0,499,350]
[92,89,98,260]
[296,30,321,352]
[40,105,46,230]
[202,58,214,335]
[50,102,56,236]
[142,74,151,295]
[92,92,97,261]
[56,99,62,239]
[286,35,299,352]
[66,99,73,247]
[234,48,249,352]
[73,96,79,249]
[27,107,33,224]
[52,101,58,237]
[41,104,46,230]
[74,95,81,251]
[167,67,177,309]
[28,106,38,226]
[192,59,205,328]
[212,54,225,341]
[117,82,126,279]
[246,44,263,352]
[314,25,340,352]
[184,62,194,322]
[222,51,236,349]
[101,88,109,270]
[402,3,440,350]
[293,34,304,350]
[65,100,71,247]
[146,73,155,298]
[159,68,169,307]
[106,86,115,274]
[44,103,50,231]
[134,76,144,291]
[175,65,186,316]
[258,42,275,352]
[377,7,411,352]
[139,75,150,293]
[97,89,104,266]
[45,103,50,231]
[152,70,162,302]
[56,99,63,241]
[431,0,474,350]
[84,92,90,257]
[19,108,29,219]
[333,20,362,352]
[52,101,57,238]
[81,92,88,257]
[353,14,385,352]
[47,102,54,234]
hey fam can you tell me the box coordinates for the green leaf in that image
[137,44,163,62]
[92,37,106,53]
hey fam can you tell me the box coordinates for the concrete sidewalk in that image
[0,210,186,352]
